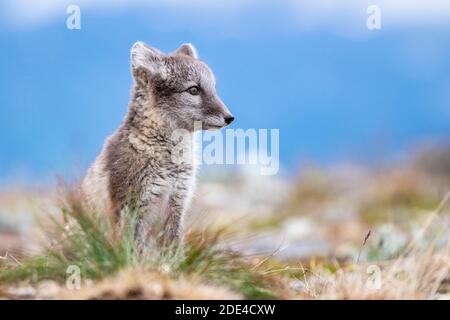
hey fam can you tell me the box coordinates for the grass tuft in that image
[0,191,283,299]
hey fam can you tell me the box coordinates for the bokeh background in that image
[1,0,450,182]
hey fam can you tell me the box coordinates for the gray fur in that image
[82,42,233,247]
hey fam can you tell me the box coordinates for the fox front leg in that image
[162,195,186,246]
[134,181,171,252]
[161,167,195,246]
[162,175,195,246]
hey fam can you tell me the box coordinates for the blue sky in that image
[1,1,450,182]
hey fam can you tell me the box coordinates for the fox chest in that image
[137,163,195,204]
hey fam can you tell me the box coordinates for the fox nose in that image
[224,115,235,125]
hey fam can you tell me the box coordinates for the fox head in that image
[130,41,234,132]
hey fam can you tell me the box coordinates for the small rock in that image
[37,280,60,299]
[291,280,307,292]
[7,286,36,299]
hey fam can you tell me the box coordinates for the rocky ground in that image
[1,146,449,299]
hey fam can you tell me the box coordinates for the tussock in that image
[0,189,284,299]
[59,269,241,300]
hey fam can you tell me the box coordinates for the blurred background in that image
[0,0,450,277]
[1,0,450,182]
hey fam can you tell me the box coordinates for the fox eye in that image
[187,86,200,95]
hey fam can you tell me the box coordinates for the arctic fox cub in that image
[82,41,234,246]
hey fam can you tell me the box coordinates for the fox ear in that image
[130,41,165,85]
[173,43,198,59]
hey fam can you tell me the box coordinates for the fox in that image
[82,41,234,247]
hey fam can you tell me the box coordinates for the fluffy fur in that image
[82,41,233,246]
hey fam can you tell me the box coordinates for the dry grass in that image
[295,193,450,299]
[1,158,449,300]
[58,269,241,300]
[298,247,449,299]
[0,189,287,299]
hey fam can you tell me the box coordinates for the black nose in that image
[224,116,235,125]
